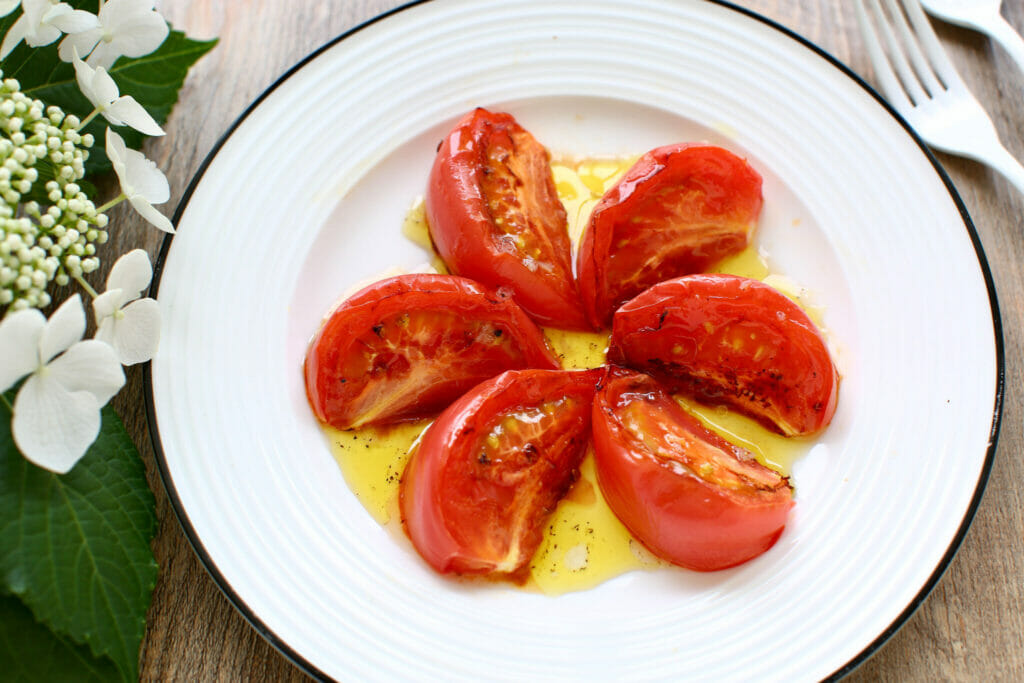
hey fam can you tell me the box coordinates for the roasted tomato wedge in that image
[593,368,794,571]
[400,368,601,578]
[304,274,559,430]
[608,274,838,436]
[577,144,763,328]
[426,108,588,330]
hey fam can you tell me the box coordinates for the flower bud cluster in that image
[0,72,109,312]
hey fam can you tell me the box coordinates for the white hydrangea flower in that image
[58,0,168,70]
[0,294,124,473]
[1,0,98,59]
[105,128,174,233]
[73,49,163,136]
[0,78,107,314]
[0,2,21,19]
[92,248,159,365]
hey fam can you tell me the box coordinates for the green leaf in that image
[0,393,158,683]
[0,1,217,175]
[0,593,120,682]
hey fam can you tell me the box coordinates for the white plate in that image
[146,0,1001,680]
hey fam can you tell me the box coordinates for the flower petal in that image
[105,248,152,300]
[101,0,158,22]
[104,95,164,136]
[21,0,49,24]
[127,194,174,233]
[39,294,85,364]
[12,373,100,474]
[45,7,99,34]
[48,339,125,406]
[105,127,130,194]
[23,22,59,47]
[1,14,31,59]
[89,66,120,107]
[58,27,101,62]
[94,313,115,344]
[110,17,167,58]
[122,147,169,203]
[0,1,20,19]
[93,288,125,321]
[101,0,167,57]
[83,40,121,70]
[98,297,160,365]
[23,2,71,46]
[0,308,44,392]
[73,49,100,105]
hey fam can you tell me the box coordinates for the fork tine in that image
[859,0,1024,194]
[881,0,945,96]
[899,0,963,88]
[862,0,928,105]
[856,0,914,108]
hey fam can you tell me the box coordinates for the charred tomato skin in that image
[426,108,589,330]
[577,144,763,328]
[608,273,838,437]
[592,368,794,572]
[400,368,602,579]
[304,274,559,430]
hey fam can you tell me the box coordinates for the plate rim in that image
[142,0,1005,680]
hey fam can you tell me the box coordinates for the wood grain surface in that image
[111,0,1024,679]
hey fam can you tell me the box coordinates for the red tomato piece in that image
[577,144,763,328]
[608,274,838,436]
[400,368,602,579]
[304,274,559,430]
[426,108,589,330]
[592,368,794,571]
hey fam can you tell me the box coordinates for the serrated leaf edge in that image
[2,398,157,682]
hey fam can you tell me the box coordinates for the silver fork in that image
[856,0,1024,194]
[920,0,1024,76]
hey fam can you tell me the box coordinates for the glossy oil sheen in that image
[674,395,812,474]
[401,197,448,273]
[324,156,817,594]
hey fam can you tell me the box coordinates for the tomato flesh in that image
[400,368,601,578]
[577,144,763,328]
[609,274,838,436]
[304,274,559,429]
[592,368,794,571]
[426,108,588,330]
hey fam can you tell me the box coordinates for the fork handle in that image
[974,141,1024,197]
[989,14,1024,78]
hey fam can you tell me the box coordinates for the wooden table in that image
[119,1,1024,678]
